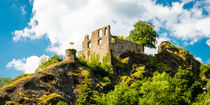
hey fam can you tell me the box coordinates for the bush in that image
[56,101,67,105]
[97,82,139,105]
[37,55,62,70]
[77,82,96,105]
[0,77,11,87]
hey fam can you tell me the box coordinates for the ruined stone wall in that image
[110,36,144,57]
[78,25,144,64]
[78,25,111,63]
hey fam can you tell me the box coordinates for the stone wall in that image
[78,25,111,63]
[78,25,143,64]
[110,36,144,57]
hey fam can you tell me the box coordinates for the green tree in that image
[37,55,62,70]
[129,21,158,51]
[0,77,11,87]
[139,72,181,105]
[193,91,210,105]
[77,82,96,105]
[97,82,139,105]
[172,67,203,103]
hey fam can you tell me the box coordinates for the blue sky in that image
[0,0,209,78]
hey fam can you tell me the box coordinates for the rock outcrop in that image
[156,41,200,75]
[0,62,80,105]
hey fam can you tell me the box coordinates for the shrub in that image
[38,93,62,105]
[0,77,11,87]
[37,55,62,70]
[56,101,67,105]
[77,82,96,105]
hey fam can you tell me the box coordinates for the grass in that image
[121,57,129,64]
[0,74,31,90]
[131,66,145,79]
[38,93,62,105]
[120,75,133,84]
[81,70,90,79]
[5,101,20,105]
[35,61,64,73]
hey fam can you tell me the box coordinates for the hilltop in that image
[0,41,209,105]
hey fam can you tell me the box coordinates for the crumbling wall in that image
[78,25,111,63]
[78,25,144,64]
[110,36,144,57]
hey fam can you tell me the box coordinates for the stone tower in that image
[65,49,75,62]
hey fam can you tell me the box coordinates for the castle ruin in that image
[78,25,144,64]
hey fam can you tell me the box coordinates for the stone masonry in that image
[78,25,144,64]
[65,49,75,62]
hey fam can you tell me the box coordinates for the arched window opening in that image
[105,28,107,36]
[98,29,102,37]
[88,42,91,48]
[98,39,102,44]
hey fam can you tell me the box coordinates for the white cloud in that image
[13,0,210,55]
[6,55,49,74]
[145,37,170,55]
[20,5,26,15]
[160,32,168,37]
[195,56,202,63]
[207,39,210,46]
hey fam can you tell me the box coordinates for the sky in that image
[0,0,209,78]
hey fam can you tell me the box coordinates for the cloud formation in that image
[20,5,26,15]
[7,55,49,74]
[195,56,202,63]
[13,0,210,55]
[207,39,210,46]
[145,37,170,55]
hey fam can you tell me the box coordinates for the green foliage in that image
[102,52,113,74]
[139,72,181,105]
[37,55,62,70]
[56,101,67,105]
[157,63,171,73]
[117,35,130,41]
[111,37,116,43]
[78,52,111,78]
[102,76,114,93]
[70,49,77,57]
[75,43,208,105]
[97,82,139,105]
[38,93,62,105]
[193,91,210,105]
[0,77,11,87]
[172,67,203,103]
[94,72,202,105]
[129,20,158,48]
[0,74,31,89]
[200,63,210,81]
[10,74,29,82]
[146,55,158,72]
[162,41,191,60]
[77,82,96,105]
[131,66,145,79]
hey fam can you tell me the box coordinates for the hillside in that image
[0,41,209,105]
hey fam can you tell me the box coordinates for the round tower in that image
[65,49,75,62]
